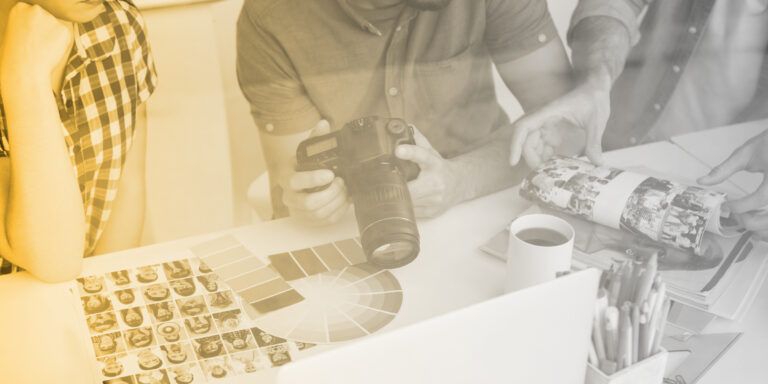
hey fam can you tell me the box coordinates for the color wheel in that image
[248,263,403,344]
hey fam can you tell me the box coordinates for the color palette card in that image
[191,236,403,345]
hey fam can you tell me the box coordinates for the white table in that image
[1,122,766,383]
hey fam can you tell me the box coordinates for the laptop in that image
[275,268,599,384]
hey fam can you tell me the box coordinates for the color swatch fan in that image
[192,236,403,344]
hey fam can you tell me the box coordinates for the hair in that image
[84,295,112,314]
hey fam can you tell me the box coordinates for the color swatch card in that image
[192,236,403,344]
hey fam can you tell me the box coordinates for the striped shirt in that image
[0,0,158,274]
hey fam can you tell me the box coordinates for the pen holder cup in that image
[585,349,668,384]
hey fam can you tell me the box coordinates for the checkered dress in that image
[0,0,158,274]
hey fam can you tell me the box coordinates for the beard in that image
[404,0,453,11]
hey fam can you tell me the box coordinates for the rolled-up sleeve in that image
[236,3,318,135]
[568,0,650,46]
[484,0,560,64]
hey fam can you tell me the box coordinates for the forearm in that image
[569,16,634,88]
[452,127,530,202]
[1,74,85,282]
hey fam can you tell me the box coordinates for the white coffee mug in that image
[505,213,575,293]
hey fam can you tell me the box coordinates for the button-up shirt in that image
[237,0,558,158]
[0,0,158,268]
[571,0,768,150]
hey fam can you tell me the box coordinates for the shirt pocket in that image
[412,40,485,117]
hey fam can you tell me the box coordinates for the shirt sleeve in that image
[123,1,158,105]
[568,0,651,47]
[484,0,560,64]
[236,4,319,135]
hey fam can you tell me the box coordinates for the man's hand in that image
[509,75,612,168]
[279,120,350,225]
[698,130,768,239]
[0,3,73,84]
[395,128,464,218]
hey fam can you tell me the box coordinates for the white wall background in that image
[138,0,578,245]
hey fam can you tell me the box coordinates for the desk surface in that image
[1,123,766,383]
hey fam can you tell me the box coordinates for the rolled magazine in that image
[520,157,744,254]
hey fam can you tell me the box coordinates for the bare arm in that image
[509,2,644,167]
[0,5,84,282]
[397,38,573,216]
[93,104,148,255]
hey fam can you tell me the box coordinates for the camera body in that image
[296,116,421,268]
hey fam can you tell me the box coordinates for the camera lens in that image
[351,163,420,269]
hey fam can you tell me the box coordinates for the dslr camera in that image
[296,116,421,269]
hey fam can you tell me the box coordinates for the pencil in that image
[633,252,658,304]
[617,303,633,370]
[631,304,640,364]
[604,306,619,362]
[651,298,672,354]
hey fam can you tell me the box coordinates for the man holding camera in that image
[237,0,573,223]
[508,0,768,239]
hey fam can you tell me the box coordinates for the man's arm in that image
[395,38,573,217]
[237,7,350,225]
[509,0,645,167]
[93,104,148,254]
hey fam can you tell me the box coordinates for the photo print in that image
[148,301,181,324]
[155,321,187,344]
[79,275,107,295]
[163,260,193,280]
[92,332,126,357]
[134,265,163,284]
[88,312,119,334]
[124,327,157,350]
[177,296,208,317]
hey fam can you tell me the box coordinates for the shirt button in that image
[388,87,399,96]
[538,33,547,43]
[688,26,698,34]
[672,65,681,73]
[395,26,402,32]
[265,123,275,132]
[629,137,637,145]
[653,103,662,111]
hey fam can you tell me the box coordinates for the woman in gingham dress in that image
[0,0,158,281]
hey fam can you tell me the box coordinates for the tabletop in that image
[1,121,766,383]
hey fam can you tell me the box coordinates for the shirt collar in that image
[336,0,417,36]
[73,1,119,62]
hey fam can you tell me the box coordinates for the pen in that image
[604,306,619,362]
[633,252,658,305]
[608,269,622,307]
[638,309,651,361]
[617,262,634,305]
[648,281,666,346]
[617,303,633,370]
[593,290,608,362]
[651,298,671,354]
[631,303,639,364]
